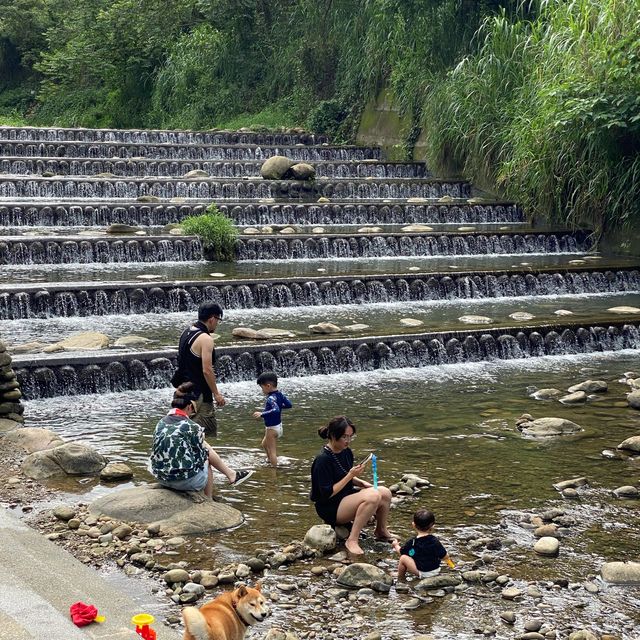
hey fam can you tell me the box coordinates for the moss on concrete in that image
[356,89,412,160]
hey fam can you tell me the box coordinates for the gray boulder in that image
[337,562,393,589]
[260,156,295,180]
[183,169,209,179]
[600,561,640,584]
[22,442,107,479]
[533,536,560,557]
[106,223,139,234]
[0,418,20,434]
[552,477,588,491]
[303,524,336,553]
[100,462,134,481]
[3,427,64,453]
[416,573,462,590]
[531,388,563,400]
[567,380,608,393]
[617,435,640,453]
[559,391,587,405]
[289,163,316,180]
[628,390,640,409]
[613,485,639,498]
[518,417,582,437]
[89,485,243,535]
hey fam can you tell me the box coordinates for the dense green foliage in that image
[2,0,639,234]
[0,0,508,137]
[181,205,237,262]
[422,0,640,233]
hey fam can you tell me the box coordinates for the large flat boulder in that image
[3,427,64,452]
[89,485,243,535]
[337,562,393,588]
[22,442,107,479]
[600,561,640,584]
[518,417,582,437]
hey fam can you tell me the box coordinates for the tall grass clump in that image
[423,0,640,235]
[181,205,238,262]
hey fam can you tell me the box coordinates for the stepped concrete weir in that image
[0,200,523,227]
[0,175,471,200]
[0,125,329,145]
[12,320,640,399]
[0,140,381,161]
[1,126,638,410]
[0,234,201,265]
[232,229,589,261]
[0,157,428,179]
[2,266,637,320]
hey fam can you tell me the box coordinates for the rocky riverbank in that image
[1,370,639,639]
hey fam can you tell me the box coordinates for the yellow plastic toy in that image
[132,613,157,640]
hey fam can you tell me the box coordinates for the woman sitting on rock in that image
[310,415,394,555]
[151,382,253,497]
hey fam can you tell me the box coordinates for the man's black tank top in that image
[175,320,214,402]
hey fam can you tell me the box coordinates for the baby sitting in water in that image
[392,508,453,579]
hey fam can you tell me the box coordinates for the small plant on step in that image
[181,205,237,262]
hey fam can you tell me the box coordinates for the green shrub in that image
[181,205,238,262]
[422,0,640,235]
[306,99,347,139]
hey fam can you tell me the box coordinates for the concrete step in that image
[12,317,640,399]
[0,252,623,287]
[0,156,428,179]
[0,199,524,227]
[0,125,328,145]
[0,175,470,200]
[0,139,380,161]
[2,263,636,320]
[0,507,178,639]
[0,234,202,265]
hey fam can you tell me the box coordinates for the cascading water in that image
[0,201,524,227]
[1,268,637,320]
[13,321,640,399]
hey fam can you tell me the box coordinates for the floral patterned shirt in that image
[150,411,208,482]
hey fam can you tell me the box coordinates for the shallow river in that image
[24,350,640,638]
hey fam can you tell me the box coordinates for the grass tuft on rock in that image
[181,205,237,262]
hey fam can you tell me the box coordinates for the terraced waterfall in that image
[1,125,639,639]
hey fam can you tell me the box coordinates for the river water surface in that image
[23,350,640,639]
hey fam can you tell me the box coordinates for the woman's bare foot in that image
[374,529,398,542]
[345,538,364,555]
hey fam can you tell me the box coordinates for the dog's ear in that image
[255,581,262,592]
[235,585,248,598]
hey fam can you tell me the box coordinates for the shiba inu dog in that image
[182,583,269,640]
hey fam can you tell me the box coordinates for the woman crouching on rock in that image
[151,382,253,497]
[310,415,394,555]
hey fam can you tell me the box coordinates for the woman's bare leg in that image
[206,447,235,483]
[372,486,395,539]
[336,488,381,555]
[203,465,214,498]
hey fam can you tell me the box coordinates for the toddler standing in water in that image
[392,508,453,579]
[252,371,292,467]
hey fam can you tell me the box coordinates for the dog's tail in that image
[182,606,210,640]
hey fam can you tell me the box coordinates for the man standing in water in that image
[172,301,225,437]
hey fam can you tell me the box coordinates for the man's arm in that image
[197,334,226,407]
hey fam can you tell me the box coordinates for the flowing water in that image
[2,125,639,639]
[23,351,640,638]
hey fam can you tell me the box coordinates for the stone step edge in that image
[0,263,631,294]
[12,318,640,368]
[0,175,466,185]
[0,228,585,243]
[1,140,373,151]
[0,155,422,168]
